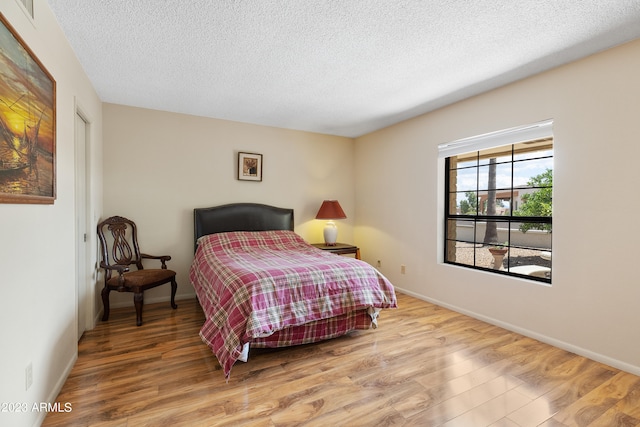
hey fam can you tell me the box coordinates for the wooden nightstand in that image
[311,243,361,260]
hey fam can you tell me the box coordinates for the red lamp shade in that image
[315,200,346,246]
[315,200,347,220]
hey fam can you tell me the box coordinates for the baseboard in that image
[93,310,102,328]
[395,286,640,377]
[109,292,195,309]
[33,352,77,427]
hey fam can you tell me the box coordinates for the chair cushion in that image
[107,269,176,289]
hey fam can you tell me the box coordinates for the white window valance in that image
[437,119,553,159]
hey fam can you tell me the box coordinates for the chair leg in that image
[101,287,111,321]
[170,279,178,309]
[134,292,143,326]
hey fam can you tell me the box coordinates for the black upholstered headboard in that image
[194,203,294,247]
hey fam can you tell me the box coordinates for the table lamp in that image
[315,200,347,246]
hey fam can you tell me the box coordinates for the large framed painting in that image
[0,13,56,204]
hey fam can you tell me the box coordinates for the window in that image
[440,120,553,283]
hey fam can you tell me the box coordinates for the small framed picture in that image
[238,152,262,181]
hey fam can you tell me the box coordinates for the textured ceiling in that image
[46,1,640,137]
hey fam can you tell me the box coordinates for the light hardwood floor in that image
[43,293,640,426]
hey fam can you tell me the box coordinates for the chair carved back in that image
[97,216,144,281]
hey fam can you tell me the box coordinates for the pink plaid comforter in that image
[189,230,397,377]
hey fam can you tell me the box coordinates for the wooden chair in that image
[97,216,177,326]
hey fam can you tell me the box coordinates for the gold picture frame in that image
[0,13,56,204]
[238,152,262,181]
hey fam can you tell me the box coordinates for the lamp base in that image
[323,221,338,246]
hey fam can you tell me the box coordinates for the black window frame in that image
[444,141,552,284]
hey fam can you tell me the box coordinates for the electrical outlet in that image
[401,264,406,274]
[25,363,33,391]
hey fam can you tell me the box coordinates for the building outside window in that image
[440,120,553,284]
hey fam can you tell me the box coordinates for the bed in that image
[189,203,397,378]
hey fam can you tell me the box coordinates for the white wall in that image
[354,38,640,375]
[0,1,103,426]
[102,104,355,306]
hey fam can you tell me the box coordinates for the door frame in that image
[75,102,93,339]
